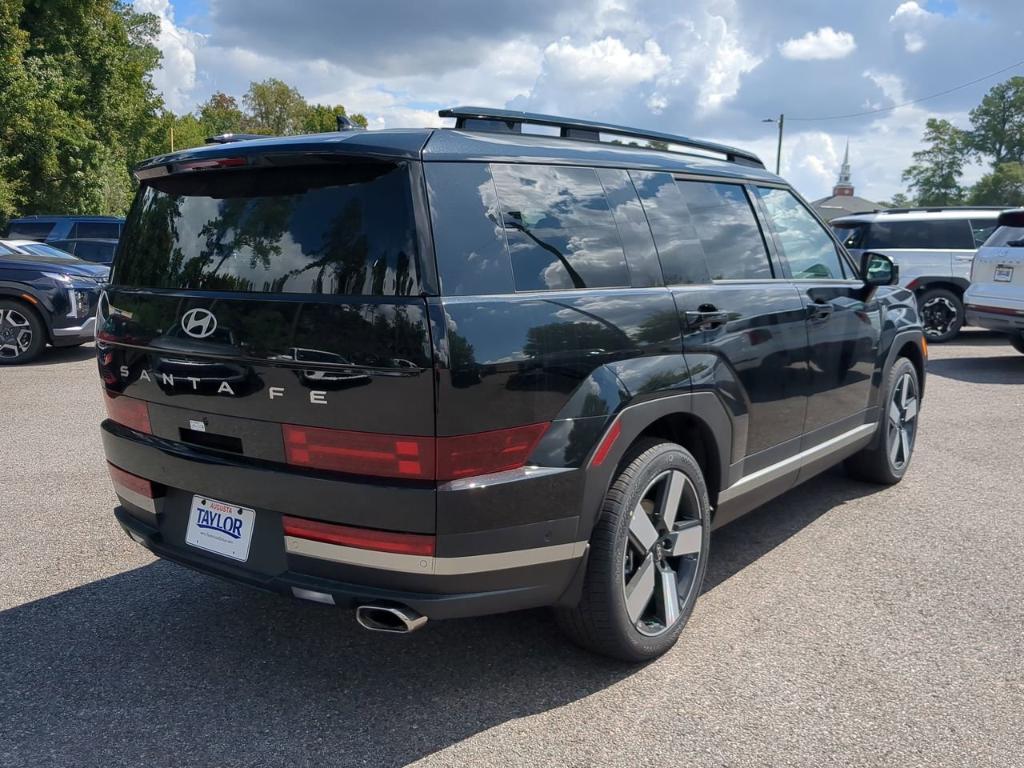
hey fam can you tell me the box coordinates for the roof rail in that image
[438,106,765,169]
[204,132,268,145]
[875,205,1010,214]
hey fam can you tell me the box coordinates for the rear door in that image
[99,159,437,474]
[634,172,811,478]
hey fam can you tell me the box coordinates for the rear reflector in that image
[282,515,435,556]
[590,420,622,467]
[107,463,157,499]
[436,423,549,480]
[103,391,152,434]
[282,422,549,481]
[283,425,435,480]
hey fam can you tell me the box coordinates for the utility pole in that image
[170,124,175,153]
[762,114,784,174]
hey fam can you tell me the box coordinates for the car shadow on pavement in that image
[20,343,96,366]
[0,468,886,768]
[925,353,1022,385]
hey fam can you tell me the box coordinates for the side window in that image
[490,164,630,291]
[425,162,514,296]
[7,222,55,240]
[73,241,116,263]
[595,168,662,287]
[756,187,846,280]
[969,220,998,249]
[630,170,710,285]
[676,181,772,280]
[75,222,121,239]
[867,219,974,250]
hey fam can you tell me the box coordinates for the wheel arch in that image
[908,276,969,297]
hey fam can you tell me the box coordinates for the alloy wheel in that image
[622,468,704,637]
[0,309,33,360]
[887,372,919,470]
[921,296,958,338]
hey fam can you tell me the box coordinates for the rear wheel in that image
[918,288,963,342]
[0,300,46,365]
[845,357,920,484]
[1009,332,1024,355]
[556,439,710,662]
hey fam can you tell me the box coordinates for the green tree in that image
[0,0,163,217]
[968,76,1024,165]
[901,118,970,206]
[242,78,308,135]
[876,192,914,209]
[302,103,368,133]
[969,162,1024,206]
[199,92,244,135]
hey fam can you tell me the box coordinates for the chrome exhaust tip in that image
[355,604,428,634]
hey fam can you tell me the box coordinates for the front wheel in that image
[556,439,710,662]
[918,288,963,343]
[845,357,920,484]
[0,300,46,365]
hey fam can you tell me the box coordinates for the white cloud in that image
[541,37,671,87]
[889,2,938,53]
[779,27,857,60]
[133,0,202,112]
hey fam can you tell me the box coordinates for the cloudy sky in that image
[136,0,1023,201]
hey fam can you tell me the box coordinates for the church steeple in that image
[833,140,854,197]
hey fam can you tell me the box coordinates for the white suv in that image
[965,209,1024,354]
[831,208,1003,341]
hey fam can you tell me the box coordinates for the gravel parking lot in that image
[1,332,1021,768]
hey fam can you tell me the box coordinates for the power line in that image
[786,57,1024,122]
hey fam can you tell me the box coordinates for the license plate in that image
[185,495,255,562]
[994,266,1013,282]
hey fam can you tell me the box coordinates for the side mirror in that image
[861,251,899,287]
[996,209,1024,227]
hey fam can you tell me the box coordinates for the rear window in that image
[983,226,1024,247]
[7,221,55,240]
[864,219,975,250]
[116,163,423,295]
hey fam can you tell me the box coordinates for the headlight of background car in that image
[42,272,93,318]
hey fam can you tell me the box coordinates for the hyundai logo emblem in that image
[181,308,218,339]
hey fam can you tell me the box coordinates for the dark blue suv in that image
[5,215,123,264]
[96,108,925,660]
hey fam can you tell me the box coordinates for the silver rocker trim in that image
[717,423,877,504]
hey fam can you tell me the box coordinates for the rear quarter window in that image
[7,222,55,240]
[116,162,424,296]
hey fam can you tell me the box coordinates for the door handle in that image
[685,307,730,331]
[806,301,833,321]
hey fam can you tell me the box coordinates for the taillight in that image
[281,422,549,481]
[436,423,548,480]
[282,515,435,556]
[103,391,152,434]
[176,156,247,172]
[282,425,435,480]
[107,463,157,499]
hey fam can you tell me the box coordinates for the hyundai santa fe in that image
[97,107,925,661]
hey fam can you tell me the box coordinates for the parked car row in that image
[5,214,123,264]
[0,238,109,364]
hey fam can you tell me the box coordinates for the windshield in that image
[115,162,424,295]
[20,243,77,260]
[831,222,867,249]
[983,225,1024,247]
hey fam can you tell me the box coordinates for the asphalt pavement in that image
[1,332,1021,767]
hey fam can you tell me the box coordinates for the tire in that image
[0,300,46,365]
[845,357,920,484]
[917,287,963,343]
[556,439,711,662]
[1009,332,1024,355]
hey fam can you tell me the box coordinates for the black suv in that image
[97,108,925,661]
[0,241,106,363]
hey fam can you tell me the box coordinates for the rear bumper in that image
[964,303,1024,332]
[103,422,588,620]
